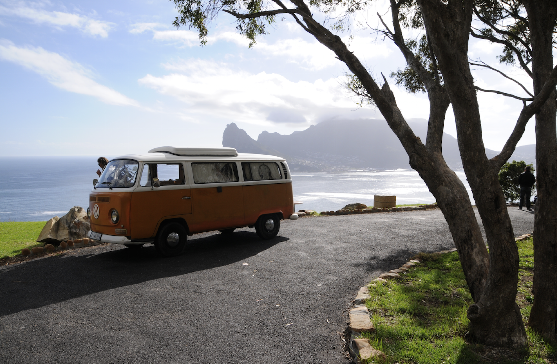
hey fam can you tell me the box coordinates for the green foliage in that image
[388,9,443,94]
[473,0,533,67]
[498,160,535,203]
[344,73,376,107]
[171,0,369,47]
[171,0,275,46]
[0,221,45,258]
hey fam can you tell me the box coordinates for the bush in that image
[498,160,535,203]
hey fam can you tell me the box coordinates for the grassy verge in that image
[361,238,556,364]
[0,221,45,258]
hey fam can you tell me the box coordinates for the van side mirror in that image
[93,179,98,188]
[152,178,160,188]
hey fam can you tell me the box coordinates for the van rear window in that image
[192,162,239,184]
[242,162,283,181]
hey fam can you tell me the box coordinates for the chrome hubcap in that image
[264,219,275,231]
[167,232,180,247]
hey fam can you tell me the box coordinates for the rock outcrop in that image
[37,206,90,244]
[222,123,283,156]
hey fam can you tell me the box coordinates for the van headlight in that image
[111,209,119,224]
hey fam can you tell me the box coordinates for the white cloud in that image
[0,40,138,106]
[129,22,164,34]
[138,58,374,126]
[0,2,113,37]
[136,25,391,71]
[152,29,201,46]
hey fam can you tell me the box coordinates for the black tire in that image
[155,222,187,257]
[219,228,236,234]
[124,243,143,250]
[255,214,280,240]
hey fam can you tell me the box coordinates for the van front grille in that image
[90,196,110,202]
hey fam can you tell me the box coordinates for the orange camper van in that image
[87,147,297,256]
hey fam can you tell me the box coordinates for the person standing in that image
[518,166,536,211]
[96,157,109,177]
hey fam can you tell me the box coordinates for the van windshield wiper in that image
[100,181,113,190]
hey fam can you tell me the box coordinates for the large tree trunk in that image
[524,0,557,343]
[417,0,527,347]
[411,152,489,302]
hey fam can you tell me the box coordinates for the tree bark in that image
[523,0,557,343]
[417,0,527,347]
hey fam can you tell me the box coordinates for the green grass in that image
[0,221,46,258]
[360,238,557,364]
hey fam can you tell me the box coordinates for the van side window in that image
[192,162,239,184]
[140,163,185,187]
[242,162,283,181]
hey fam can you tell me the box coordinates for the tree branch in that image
[470,61,534,97]
[270,0,314,35]
[473,6,532,54]
[475,86,533,101]
[491,64,557,170]
[470,29,533,78]
[223,8,300,19]
[383,0,448,154]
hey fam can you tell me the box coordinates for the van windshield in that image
[96,159,139,188]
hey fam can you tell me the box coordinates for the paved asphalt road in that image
[0,208,534,363]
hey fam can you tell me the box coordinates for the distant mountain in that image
[222,122,283,156]
[222,119,535,171]
[509,144,536,166]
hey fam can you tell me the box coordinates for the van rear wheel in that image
[155,222,187,257]
[255,214,280,240]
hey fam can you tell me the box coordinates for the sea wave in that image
[30,211,68,216]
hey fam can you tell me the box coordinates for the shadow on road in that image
[352,247,428,277]
[0,231,286,317]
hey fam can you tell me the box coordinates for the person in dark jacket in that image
[518,166,536,211]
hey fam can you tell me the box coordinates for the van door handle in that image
[182,196,191,200]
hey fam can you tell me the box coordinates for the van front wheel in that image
[255,214,280,240]
[156,222,187,257]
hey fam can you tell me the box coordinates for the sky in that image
[0,0,539,157]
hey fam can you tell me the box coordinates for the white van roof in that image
[114,147,285,162]
[149,146,238,157]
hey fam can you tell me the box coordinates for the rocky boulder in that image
[37,206,90,244]
[341,203,368,211]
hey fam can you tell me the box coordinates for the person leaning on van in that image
[97,157,108,177]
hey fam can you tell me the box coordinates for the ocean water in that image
[292,170,472,212]
[0,157,472,222]
[0,157,97,222]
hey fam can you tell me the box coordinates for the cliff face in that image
[222,123,283,156]
[222,119,534,171]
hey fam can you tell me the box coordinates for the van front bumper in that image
[88,230,149,245]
